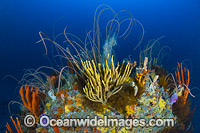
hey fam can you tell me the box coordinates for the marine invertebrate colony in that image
[78,54,133,104]
[19,85,42,118]
[5,5,195,133]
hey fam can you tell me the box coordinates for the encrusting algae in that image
[5,5,196,133]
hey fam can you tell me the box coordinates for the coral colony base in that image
[5,5,195,133]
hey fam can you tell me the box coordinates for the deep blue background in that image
[0,0,199,132]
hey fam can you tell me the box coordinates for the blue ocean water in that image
[0,0,199,132]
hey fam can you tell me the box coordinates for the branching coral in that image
[175,63,190,87]
[6,116,23,133]
[163,62,195,132]
[76,54,133,104]
[135,73,145,86]
[175,62,192,104]
[19,85,41,117]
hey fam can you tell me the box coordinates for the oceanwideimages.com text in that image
[24,115,175,129]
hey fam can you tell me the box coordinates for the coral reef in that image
[5,5,195,133]
[5,59,195,133]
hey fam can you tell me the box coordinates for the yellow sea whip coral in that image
[76,54,133,104]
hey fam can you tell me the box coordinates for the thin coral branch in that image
[175,62,194,104]
[6,116,23,133]
[76,54,133,104]
[19,85,41,117]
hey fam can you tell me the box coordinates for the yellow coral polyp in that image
[75,98,82,107]
[149,97,157,105]
[65,105,70,113]
[46,103,51,110]
[118,128,128,133]
[154,97,166,111]
[97,127,110,133]
[135,73,145,86]
[125,105,135,116]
